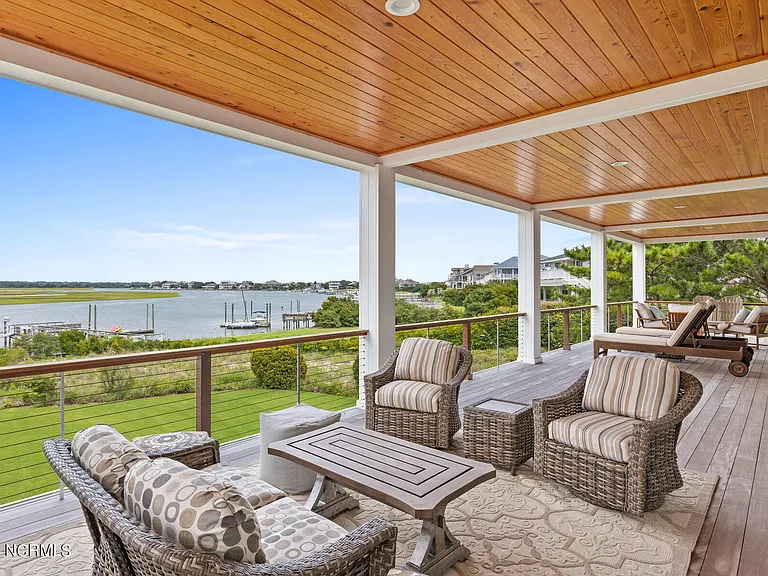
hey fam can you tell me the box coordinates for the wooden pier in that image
[282,312,312,329]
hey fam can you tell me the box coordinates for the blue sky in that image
[0,78,589,282]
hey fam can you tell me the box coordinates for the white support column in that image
[591,231,608,336]
[632,242,646,325]
[358,164,396,406]
[518,210,542,364]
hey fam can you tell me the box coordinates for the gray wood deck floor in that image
[2,342,766,575]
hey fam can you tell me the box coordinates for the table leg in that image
[405,508,469,576]
[306,474,358,518]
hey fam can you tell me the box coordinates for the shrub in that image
[23,376,58,406]
[250,346,307,390]
[100,366,134,401]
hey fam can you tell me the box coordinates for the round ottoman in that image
[259,404,341,494]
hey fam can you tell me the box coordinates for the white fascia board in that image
[379,59,768,167]
[394,166,532,213]
[535,176,768,211]
[605,212,768,232]
[541,212,642,243]
[647,231,768,243]
[0,38,376,171]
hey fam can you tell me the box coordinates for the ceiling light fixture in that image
[385,0,420,16]
[674,205,687,209]
[610,161,629,167]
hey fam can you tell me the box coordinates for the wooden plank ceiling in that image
[1,0,767,240]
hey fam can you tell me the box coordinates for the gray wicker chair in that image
[364,343,472,449]
[533,368,702,516]
[43,439,397,576]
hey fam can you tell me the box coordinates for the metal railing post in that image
[580,309,584,343]
[59,372,65,500]
[196,352,212,435]
[296,344,302,405]
[616,304,622,332]
[563,311,571,350]
[427,327,430,339]
[547,313,551,352]
[496,319,500,369]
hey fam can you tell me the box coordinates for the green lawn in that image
[0,389,355,505]
[0,288,179,305]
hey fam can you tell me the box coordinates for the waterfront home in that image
[2,2,768,575]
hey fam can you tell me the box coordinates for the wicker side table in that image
[463,399,533,474]
[132,431,220,469]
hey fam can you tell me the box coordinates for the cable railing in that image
[0,329,365,506]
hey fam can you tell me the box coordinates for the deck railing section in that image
[0,329,365,505]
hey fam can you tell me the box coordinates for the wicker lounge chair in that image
[533,356,702,516]
[595,303,754,376]
[42,438,397,576]
[364,337,471,449]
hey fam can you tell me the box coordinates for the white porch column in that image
[591,231,608,335]
[518,210,542,364]
[358,164,396,406]
[632,242,646,325]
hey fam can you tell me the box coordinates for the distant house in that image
[239,281,254,290]
[397,278,420,289]
[328,281,342,291]
[160,281,179,290]
[264,280,281,290]
[540,254,589,269]
[219,280,237,290]
[202,282,219,291]
[447,265,494,289]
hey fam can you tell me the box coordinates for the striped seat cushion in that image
[548,411,636,463]
[394,338,461,385]
[375,380,442,413]
[583,356,680,421]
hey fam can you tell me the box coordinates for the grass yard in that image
[0,288,179,306]
[0,389,355,505]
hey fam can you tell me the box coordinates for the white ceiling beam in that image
[0,38,376,171]
[540,211,642,243]
[605,213,768,232]
[646,231,768,244]
[379,58,768,167]
[394,166,532,213]
[535,176,768,211]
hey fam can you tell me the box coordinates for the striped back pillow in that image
[394,338,461,385]
[583,356,680,421]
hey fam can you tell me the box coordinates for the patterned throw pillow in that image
[733,308,750,323]
[71,424,149,504]
[124,458,266,564]
[650,305,665,319]
[394,338,461,385]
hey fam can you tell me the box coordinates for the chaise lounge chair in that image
[594,303,754,377]
[634,301,669,329]
[712,305,768,350]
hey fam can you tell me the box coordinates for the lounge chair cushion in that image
[650,305,666,319]
[615,327,675,338]
[256,497,346,563]
[204,463,286,509]
[636,302,653,319]
[667,303,706,346]
[71,424,149,504]
[583,356,680,421]
[125,457,266,564]
[641,319,668,328]
[375,379,441,413]
[548,411,636,463]
[668,303,695,313]
[593,332,672,345]
[733,308,751,323]
[394,337,460,385]
[745,306,768,325]
[716,322,753,334]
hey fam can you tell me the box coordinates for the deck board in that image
[1,342,766,575]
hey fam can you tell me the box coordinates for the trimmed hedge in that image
[250,346,308,390]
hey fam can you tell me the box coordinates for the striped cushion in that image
[394,338,461,385]
[583,356,680,421]
[375,380,441,413]
[548,411,636,463]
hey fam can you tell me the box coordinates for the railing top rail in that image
[0,329,368,379]
[395,312,525,332]
[648,299,768,306]
[541,304,598,313]
[608,301,637,306]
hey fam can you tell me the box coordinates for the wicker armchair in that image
[43,439,397,576]
[533,366,702,516]
[364,340,472,449]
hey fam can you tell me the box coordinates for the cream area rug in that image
[1,464,717,576]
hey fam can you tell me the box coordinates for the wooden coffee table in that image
[268,423,496,575]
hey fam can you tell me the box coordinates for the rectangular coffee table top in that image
[268,423,495,518]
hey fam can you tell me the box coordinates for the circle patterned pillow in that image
[125,458,266,564]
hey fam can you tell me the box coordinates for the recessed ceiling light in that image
[674,205,686,209]
[385,0,420,16]
[610,160,629,167]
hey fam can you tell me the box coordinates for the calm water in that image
[0,290,331,340]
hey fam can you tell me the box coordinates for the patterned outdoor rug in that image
[0,462,717,576]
